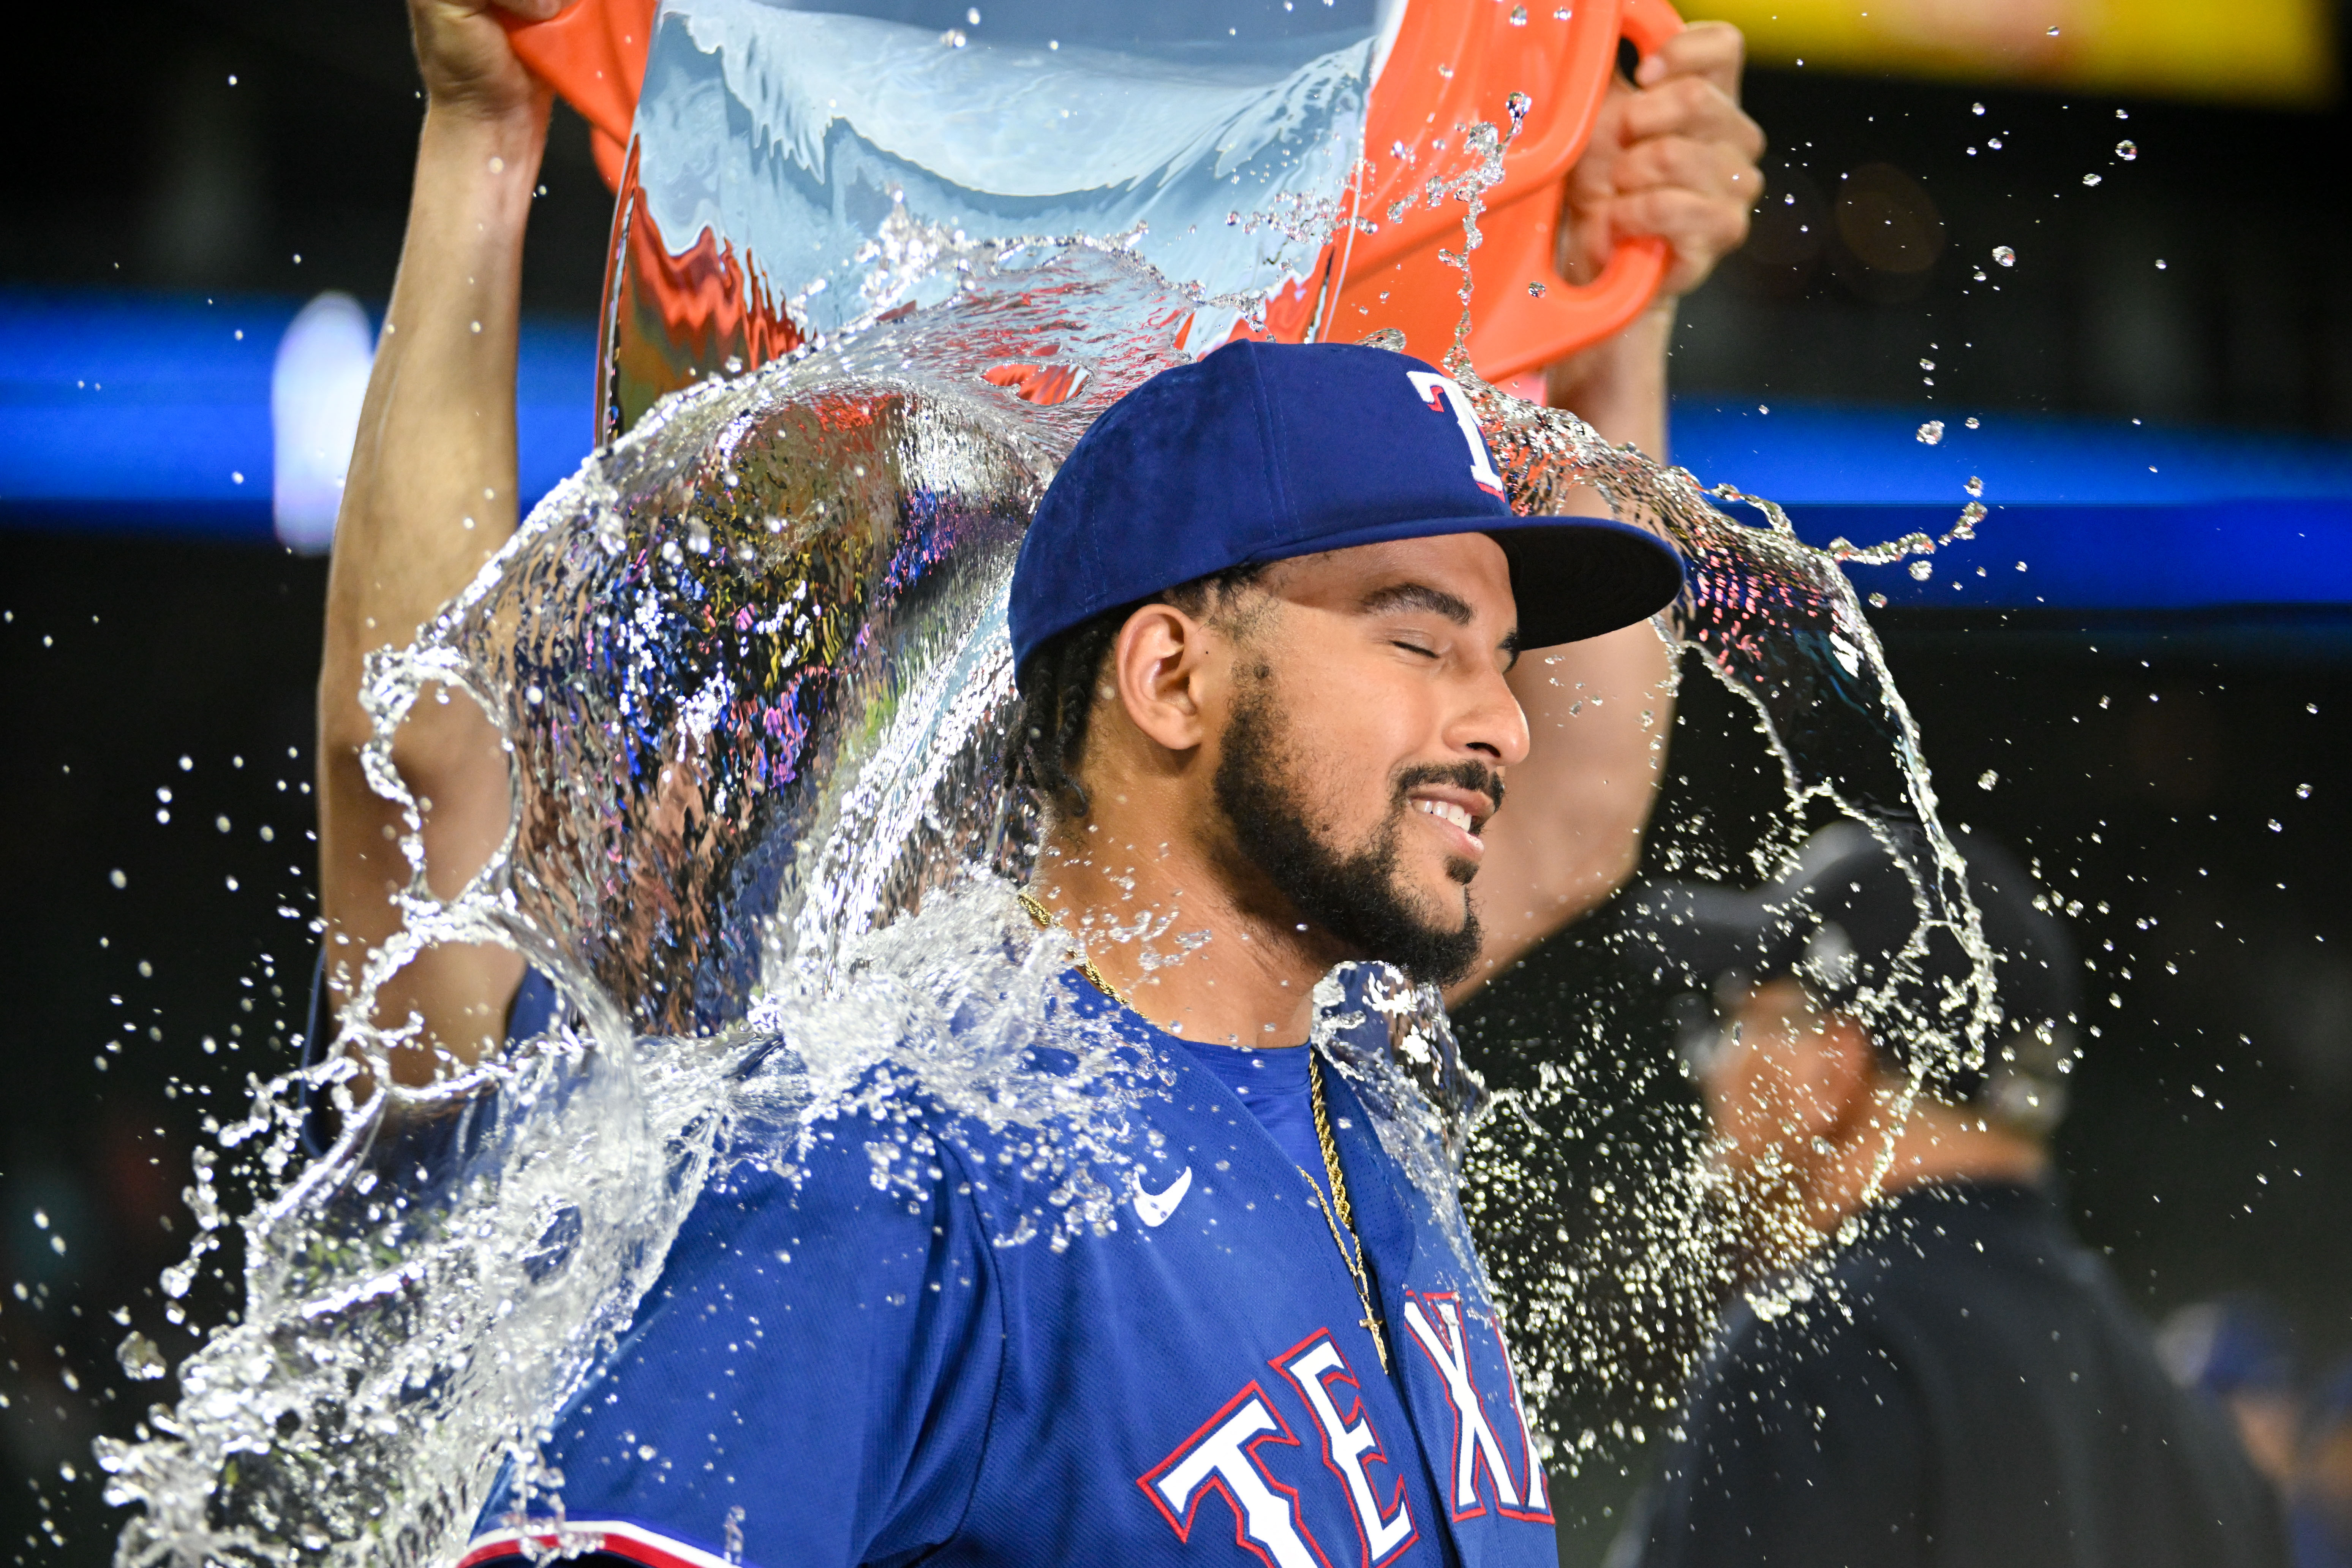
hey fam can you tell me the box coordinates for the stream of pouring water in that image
[101,101,1998,1568]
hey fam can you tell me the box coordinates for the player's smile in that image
[1405,782,1495,864]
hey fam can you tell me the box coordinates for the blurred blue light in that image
[1669,399,2352,610]
[0,289,596,541]
[3,289,2349,613]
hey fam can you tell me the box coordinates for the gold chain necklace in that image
[1304,1051,1389,1370]
[1016,889,1128,1006]
[1013,888,1388,1372]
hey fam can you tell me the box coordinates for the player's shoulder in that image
[685,1063,993,1253]
[694,1020,1165,1265]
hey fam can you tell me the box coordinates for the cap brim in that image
[1245,511,1685,648]
[1622,881,1813,989]
[1485,514,1687,648]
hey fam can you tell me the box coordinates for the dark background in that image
[5,3,2350,1565]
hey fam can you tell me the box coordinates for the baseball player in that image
[446,339,1683,1567]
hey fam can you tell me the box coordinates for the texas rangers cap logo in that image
[1405,370,1507,498]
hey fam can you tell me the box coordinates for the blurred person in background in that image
[2159,1292,2306,1494]
[1609,823,2288,1568]
[2293,1361,2352,1568]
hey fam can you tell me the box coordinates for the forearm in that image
[316,100,546,1067]
[1454,619,1676,999]
[1445,299,1684,997]
[327,104,543,689]
[1542,299,1673,460]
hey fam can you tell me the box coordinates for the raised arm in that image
[1455,22,1761,999]
[317,0,569,1084]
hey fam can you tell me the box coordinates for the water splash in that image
[1402,107,2000,1459]
[104,98,2003,1568]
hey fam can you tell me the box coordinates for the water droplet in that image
[1977,770,1998,790]
[2155,259,2167,270]
[1527,280,1546,297]
[2116,140,2137,160]
[2046,24,2060,34]
[1966,417,1981,429]
[1988,136,2003,149]
[1992,245,2016,267]
[1916,420,1945,445]
[1909,560,1934,581]
[2268,819,2283,833]
[1919,358,1935,371]
[1509,3,1528,22]
[1965,476,1983,497]
[1868,591,1888,608]
[119,1332,168,1381]
[2082,172,2102,187]
[2297,782,2313,798]
[110,869,127,888]
[1971,102,1985,116]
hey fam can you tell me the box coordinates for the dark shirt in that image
[1632,1180,2289,1568]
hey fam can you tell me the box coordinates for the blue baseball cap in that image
[1007,339,1685,668]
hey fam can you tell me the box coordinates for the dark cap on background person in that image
[1623,822,2080,1129]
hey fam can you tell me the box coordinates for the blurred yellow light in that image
[1688,0,2336,106]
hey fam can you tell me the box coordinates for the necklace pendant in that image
[1363,1314,1389,1370]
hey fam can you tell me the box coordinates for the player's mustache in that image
[1391,760,1505,819]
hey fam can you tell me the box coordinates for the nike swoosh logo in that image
[1133,1166,1192,1227]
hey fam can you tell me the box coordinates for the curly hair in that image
[1004,565,1268,825]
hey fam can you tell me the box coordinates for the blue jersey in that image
[462,964,1556,1568]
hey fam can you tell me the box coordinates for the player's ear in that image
[1109,602,1214,754]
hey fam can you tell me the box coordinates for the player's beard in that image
[1212,678,1496,988]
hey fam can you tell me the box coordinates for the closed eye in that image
[1390,639,1439,659]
